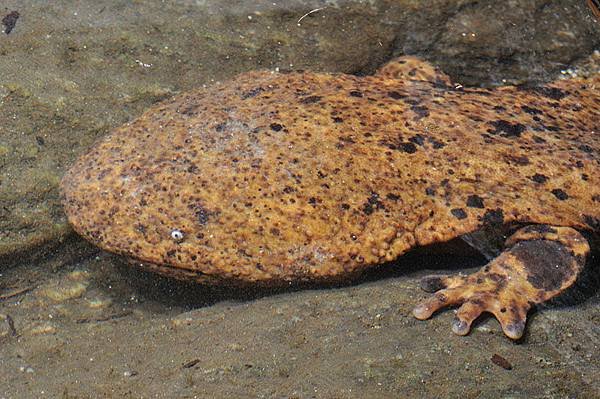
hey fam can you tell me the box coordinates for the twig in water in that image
[297,7,326,24]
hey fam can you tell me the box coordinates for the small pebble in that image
[491,353,512,370]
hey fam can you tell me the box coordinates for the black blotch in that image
[483,208,504,226]
[196,208,210,224]
[531,173,548,184]
[466,194,485,208]
[403,98,420,105]
[270,123,284,132]
[166,249,177,258]
[180,104,198,116]
[2,11,19,35]
[409,134,425,146]
[493,105,506,112]
[362,192,385,215]
[425,187,436,196]
[428,138,445,149]
[579,144,594,153]
[300,95,322,104]
[530,86,568,100]
[411,105,429,119]
[551,189,569,201]
[505,154,530,166]
[542,124,560,132]
[308,197,318,206]
[188,203,214,225]
[35,136,45,146]
[386,193,400,201]
[332,116,344,123]
[388,91,406,100]
[399,142,417,154]
[282,186,294,194]
[512,240,576,291]
[241,87,265,99]
[349,90,363,97]
[488,120,526,138]
[521,105,543,115]
[451,208,468,220]
[340,203,351,210]
[215,123,226,132]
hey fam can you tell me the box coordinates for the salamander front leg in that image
[413,225,589,339]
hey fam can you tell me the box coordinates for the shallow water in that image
[1,1,599,397]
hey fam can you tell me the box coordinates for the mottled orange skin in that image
[62,57,600,338]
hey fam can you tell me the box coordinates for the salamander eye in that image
[170,229,185,242]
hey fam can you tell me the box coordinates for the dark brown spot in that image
[270,123,283,132]
[411,105,429,119]
[504,154,530,166]
[398,142,417,154]
[241,87,265,99]
[428,138,445,149]
[466,195,485,208]
[166,249,177,258]
[483,209,504,226]
[521,105,543,115]
[409,134,425,146]
[362,192,385,215]
[387,91,406,100]
[386,193,400,201]
[512,240,577,291]
[530,86,568,100]
[451,208,468,219]
[530,173,548,184]
[532,135,546,144]
[188,203,214,225]
[551,189,569,200]
[349,90,363,97]
[300,95,322,104]
[489,120,527,138]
